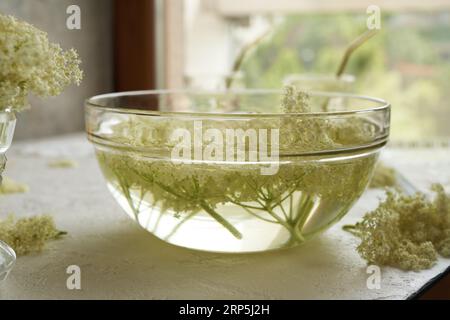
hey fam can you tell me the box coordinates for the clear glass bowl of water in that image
[85,90,390,253]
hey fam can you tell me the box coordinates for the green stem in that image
[342,224,360,236]
[263,204,304,243]
[240,206,278,224]
[56,230,68,238]
[112,168,140,221]
[279,203,289,222]
[199,200,243,240]
[128,165,242,239]
[135,186,146,214]
[164,211,198,241]
[275,187,297,210]
[289,194,294,220]
[294,194,315,231]
[226,196,268,211]
[151,199,163,232]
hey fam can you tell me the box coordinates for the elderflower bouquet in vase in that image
[0,14,82,181]
[0,14,82,278]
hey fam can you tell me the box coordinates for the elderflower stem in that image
[263,203,304,243]
[342,224,360,236]
[294,194,315,231]
[289,195,294,220]
[125,162,243,239]
[164,211,198,241]
[199,201,243,240]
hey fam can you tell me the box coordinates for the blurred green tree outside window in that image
[240,12,450,143]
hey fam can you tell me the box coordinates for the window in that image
[159,0,450,143]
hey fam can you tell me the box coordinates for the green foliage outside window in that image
[241,12,450,142]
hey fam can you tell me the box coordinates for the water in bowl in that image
[96,148,377,253]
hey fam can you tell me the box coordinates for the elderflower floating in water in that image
[88,88,388,252]
[344,184,450,271]
[0,14,82,111]
[0,215,66,256]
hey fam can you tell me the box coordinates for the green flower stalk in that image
[0,14,83,111]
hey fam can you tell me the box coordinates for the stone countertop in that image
[1,133,449,299]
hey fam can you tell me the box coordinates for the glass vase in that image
[0,109,16,282]
[0,109,16,183]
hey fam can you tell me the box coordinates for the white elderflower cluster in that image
[345,184,450,270]
[0,215,66,255]
[0,14,82,111]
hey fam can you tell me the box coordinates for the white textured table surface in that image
[1,134,449,300]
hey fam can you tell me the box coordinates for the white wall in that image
[183,0,271,89]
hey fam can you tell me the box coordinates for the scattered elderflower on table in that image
[0,14,82,111]
[0,176,29,195]
[0,215,66,256]
[344,184,450,271]
[48,158,78,169]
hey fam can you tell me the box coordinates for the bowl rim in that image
[85,89,390,118]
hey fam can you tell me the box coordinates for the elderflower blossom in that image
[345,184,450,271]
[0,14,82,111]
[0,215,66,255]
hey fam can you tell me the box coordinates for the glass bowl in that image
[85,90,390,253]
